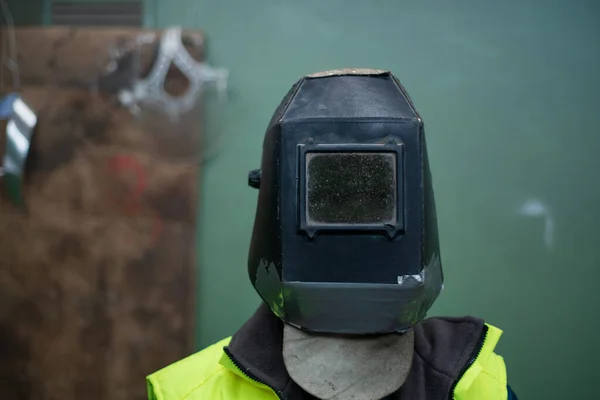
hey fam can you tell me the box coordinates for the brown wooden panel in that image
[0,26,205,89]
[17,87,200,223]
[0,212,195,400]
[0,27,202,400]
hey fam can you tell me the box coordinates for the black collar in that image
[224,303,485,400]
[224,303,309,399]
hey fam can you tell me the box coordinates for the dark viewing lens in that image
[306,152,397,225]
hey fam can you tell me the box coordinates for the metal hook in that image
[118,27,229,118]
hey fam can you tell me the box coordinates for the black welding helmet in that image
[247,69,443,335]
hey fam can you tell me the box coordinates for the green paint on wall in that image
[4,0,44,25]
[2,0,587,398]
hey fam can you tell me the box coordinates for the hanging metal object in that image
[117,27,229,119]
[2,97,37,207]
[0,0,36,207]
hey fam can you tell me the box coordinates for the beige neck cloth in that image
[282,325,414,400]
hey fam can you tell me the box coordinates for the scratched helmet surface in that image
[247,69,443,334]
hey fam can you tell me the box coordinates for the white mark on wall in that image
[518,198,554,250]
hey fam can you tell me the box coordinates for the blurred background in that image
[0,0,598,399]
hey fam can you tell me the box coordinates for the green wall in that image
[4,0,44,25]
[4,0,156,26]
[6,0,596,398]
[150,1,599,399]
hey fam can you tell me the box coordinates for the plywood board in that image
[0,27,203,400]
[0,26,205,90]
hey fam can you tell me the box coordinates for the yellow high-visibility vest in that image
[147,324,507,400]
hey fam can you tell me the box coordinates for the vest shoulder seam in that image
[179,365,226,400]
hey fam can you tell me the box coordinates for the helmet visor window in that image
[305,152,397,225]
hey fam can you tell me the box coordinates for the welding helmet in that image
[247,69,443,335]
